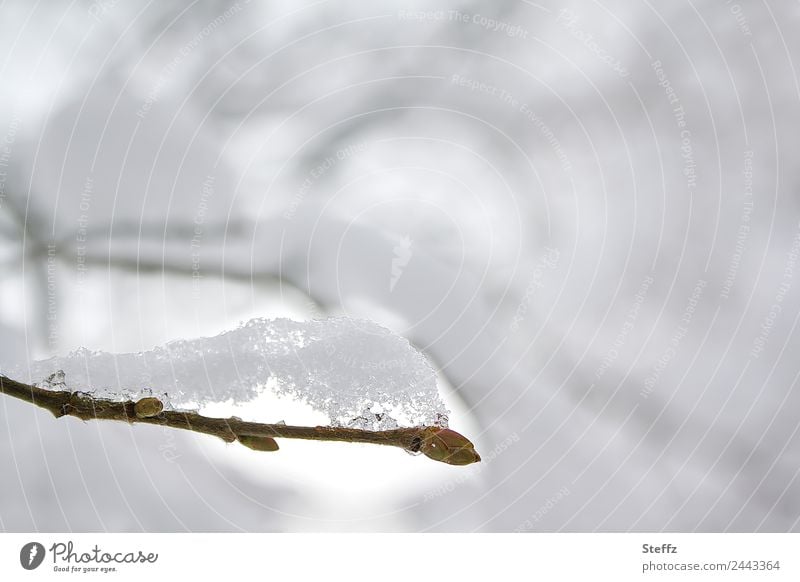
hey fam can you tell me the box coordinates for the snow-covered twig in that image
[0,374,481,466]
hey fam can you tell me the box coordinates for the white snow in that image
[1,0,799,533]
[9,318,449,431]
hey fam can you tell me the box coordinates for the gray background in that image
[0,0,798,531]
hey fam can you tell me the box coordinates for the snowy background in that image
[1,0,799,532]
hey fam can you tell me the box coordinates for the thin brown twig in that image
[0,374,480,466]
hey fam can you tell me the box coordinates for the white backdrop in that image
[0,0,798,531]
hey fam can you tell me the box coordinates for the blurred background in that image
[0,0,799,532]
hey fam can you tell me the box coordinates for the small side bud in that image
[134,397,163,419]
[420,427,481,466]
[238,435,280,452]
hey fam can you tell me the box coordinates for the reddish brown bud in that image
[420,427,481,466]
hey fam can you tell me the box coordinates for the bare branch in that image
[0,374,480,466]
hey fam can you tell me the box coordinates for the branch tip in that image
[0,374,480,466]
